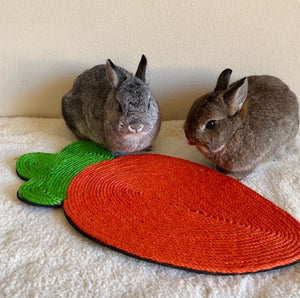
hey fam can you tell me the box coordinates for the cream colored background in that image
[0,1,299,120]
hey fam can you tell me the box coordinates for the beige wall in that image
[1,1,299,120]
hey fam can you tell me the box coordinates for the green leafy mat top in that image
[16,141,113,206]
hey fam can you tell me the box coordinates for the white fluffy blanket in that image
[1,117,299,297]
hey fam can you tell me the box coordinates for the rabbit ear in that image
[223,78,248,116]
[106,59,127,89]
[135,55,149,83]
[214,69,232,91]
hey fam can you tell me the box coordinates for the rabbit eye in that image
[205,120,216,130]
[118,102,123,113]
[148,101,151,110]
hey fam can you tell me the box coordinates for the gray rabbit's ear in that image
[106,59,127,89]
[135,55,149,83]
[223,78,248,116]
[214,69,232,91]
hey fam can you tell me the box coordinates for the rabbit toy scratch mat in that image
[16,141,300,275]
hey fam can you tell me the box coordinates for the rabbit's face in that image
[184,71,248,158]
[113,78,159,135]
[104,55,160,139]
[117,78,151,114]
[184,92,241,157]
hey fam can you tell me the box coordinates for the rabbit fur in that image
[184,69,299,180]
[62,55,161,154]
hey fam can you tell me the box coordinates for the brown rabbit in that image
[184,69,299,180]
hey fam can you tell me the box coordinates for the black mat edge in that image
[16,169,30,182]
[17,191,62,208]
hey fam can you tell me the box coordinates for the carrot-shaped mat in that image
[16,142,300,274]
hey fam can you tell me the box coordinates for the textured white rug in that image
[0,117,299,297]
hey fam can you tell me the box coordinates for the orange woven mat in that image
[63,154,300,274]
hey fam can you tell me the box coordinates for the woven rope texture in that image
[64,154,300,274]
[16,141,113,206]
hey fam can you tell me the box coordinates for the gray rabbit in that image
[62,55,161,154]
[184,69,299,180]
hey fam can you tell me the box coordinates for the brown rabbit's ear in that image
[106,59,127,89]
[223,78,248,116]
[135,55,149,83]
[214,69,232,91]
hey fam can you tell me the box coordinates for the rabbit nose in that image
[128,124,144,133]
